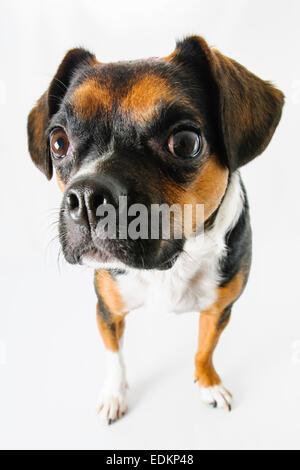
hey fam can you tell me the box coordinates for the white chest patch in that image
[118,172,244,314]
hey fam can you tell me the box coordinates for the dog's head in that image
[27,36,284,270]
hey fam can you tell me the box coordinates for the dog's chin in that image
[80,248,127,271]
[61,236,184,271]
[68,245,181,272]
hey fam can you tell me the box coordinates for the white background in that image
[0,0,299,450]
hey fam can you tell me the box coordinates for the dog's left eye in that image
[50,129,70,159]
[168,130,202,158]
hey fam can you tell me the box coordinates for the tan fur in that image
[95,269,127,352]
[72,78,113,118]
[120,74,178,121]
[195,271,244,387]
[56,172,65,192]
[165,154,229,236]
[26,37,284,417]
[95,269,125,316]
[27,95,47,160]
[96,305,125,352]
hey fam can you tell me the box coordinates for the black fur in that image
[53,60,215,269]
[174,37,284,172]
[219,178,252,290]
[217,305,232,331]
[27,38,282,273]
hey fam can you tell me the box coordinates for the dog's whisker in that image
[26,35,283,422]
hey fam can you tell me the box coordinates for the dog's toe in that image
[97,389,128,424]
[200,384,232,411]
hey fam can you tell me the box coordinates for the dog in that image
[27,36,284,424]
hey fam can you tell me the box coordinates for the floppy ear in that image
[172,36,284,172]
[27,48,96,179]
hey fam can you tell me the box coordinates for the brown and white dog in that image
[27,36,284,423]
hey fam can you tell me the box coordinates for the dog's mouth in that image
[67,239,183,271]
[59,213,185,270]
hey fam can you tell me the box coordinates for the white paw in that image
[97,381,128,425]
[200,384,232,411]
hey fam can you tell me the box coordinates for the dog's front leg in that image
[195,272,245,411]
[95,269,128,424]
[195,306,233,411]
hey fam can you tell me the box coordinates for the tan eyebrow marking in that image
[71,78,113,117]
[120,74,175,121]
[71,70,198,123]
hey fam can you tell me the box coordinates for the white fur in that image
[70,159,99,182]
[69,148,114,183]
[81,171,244,315]
[81,255,127,271]
[97,349,128,424]
[117,171,244,314]
[95,172,243,422]
[200,384,232,411]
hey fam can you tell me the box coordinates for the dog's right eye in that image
[50,129,70,159]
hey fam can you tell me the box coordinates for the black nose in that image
[65,176,123,227]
